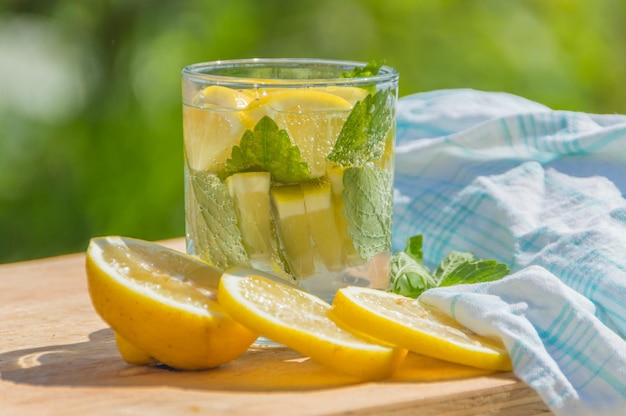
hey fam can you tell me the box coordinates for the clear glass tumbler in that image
[181,58,398,303]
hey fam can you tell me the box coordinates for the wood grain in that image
[0,238,551,415]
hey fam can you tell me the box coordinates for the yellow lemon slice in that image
[217,271,407,380]
[312,86,369,105]
[85,236,257,370]
[331,287,512,371]
[253,88,353,178]
[261,88,353,112]
[184,86,254,172]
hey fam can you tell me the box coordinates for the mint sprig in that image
[341,60,385,78]
[438,257,511,287]
[327,89,393,167]
[389,236,510,298]
[189,170,249,269]
[342,165,393,260]
[218,116,310,183]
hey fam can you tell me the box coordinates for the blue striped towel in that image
[393,89,626,416]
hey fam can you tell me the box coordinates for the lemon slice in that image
[192,85,253,109]
[331,287,512,371]
[85,236,257,370]
[184,86,254,172]
[262,88,353,112]
[327,166,360,265]
[301,180,343,271]
[256,88,353,177]
[217,271,407,380]
[226,172,274,262]
[270,185,315,278]
[313,86,369,105]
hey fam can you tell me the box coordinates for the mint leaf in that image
[341,60,385,78]
[342,165,392,260]
[439,260,510,288]
[389,235,511,298]
[388,235,430,297]
[189,170,249,269]
[327,88,394,166]
[389,251,436,298]
[433,251,475,286]
[403,234,423,263]
[218,116,310,183]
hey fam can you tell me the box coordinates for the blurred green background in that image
[2,0,625,263]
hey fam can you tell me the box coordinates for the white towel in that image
[393,89,626,415]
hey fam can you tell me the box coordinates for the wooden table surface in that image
[0,238,551,415]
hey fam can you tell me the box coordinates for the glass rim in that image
[181,58,398,87]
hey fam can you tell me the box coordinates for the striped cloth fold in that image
[393,89,626,415]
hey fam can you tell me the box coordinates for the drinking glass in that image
[181,58,398,304]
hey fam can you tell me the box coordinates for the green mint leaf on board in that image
[389,235,511,298]
[438,260,511,288]
[433,251,475,286]
[189,170,249,269]
[218,116,310,183]
[389,235,436,298]
[327,88,393,166]
[389,251,436,298]
[341,60,385,78]
[342,165,393,260]
[403,234,423,263]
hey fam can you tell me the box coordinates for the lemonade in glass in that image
[181,59,398,303]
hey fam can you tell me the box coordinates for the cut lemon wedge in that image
[226,172,274,262]
[270,185,315,278]
[331,287,512,371]
[217,271,407,380]
[301,180,343,271]
[85,236,257,370]
[327,166,360,265]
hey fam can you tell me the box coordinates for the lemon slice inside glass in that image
[184,85,254,172]
[252,88,353,178]
[311,86,369,105]
[331,286,512,371]
[85,236,257,370]
[217,271,407,380]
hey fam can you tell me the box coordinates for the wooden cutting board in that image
[0,238,551,415]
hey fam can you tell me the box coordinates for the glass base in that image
[299,271,371,304]
[253,335,283,348]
